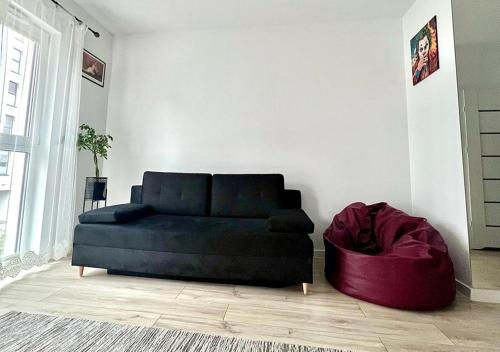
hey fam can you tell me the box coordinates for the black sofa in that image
[72,172,315,293]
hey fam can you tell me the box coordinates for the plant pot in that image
[92,181,107,201]
[83,177,108,211]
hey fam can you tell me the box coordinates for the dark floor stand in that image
[83,177,107,212]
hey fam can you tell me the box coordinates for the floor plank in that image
[359,294,500,325]
[177,287,365,318]
[224,304,452,345]
[382,338,500,352]
[471,249,500,289]
[435,321,500,349]
[0,283,62,302]
[6,299,160,327]
[43,287,227,321]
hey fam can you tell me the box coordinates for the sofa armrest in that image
[130,185,142,203]
[79,203,151,224]
[280,189,301,209]
[268,209,314,234]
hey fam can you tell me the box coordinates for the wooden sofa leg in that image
[302,283,309,295]
[78,266,84,278]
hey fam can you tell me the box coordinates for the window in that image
[0,27,34,257]
[11,48,22,74]
[3,116,14,134]
[0,151,9,175]
[0,151,26,256]
[6,81,18,106]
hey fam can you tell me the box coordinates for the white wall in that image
[105,20,412,249]
[403,0,471,285]
[455,42,500,89]
[57,0,113,217]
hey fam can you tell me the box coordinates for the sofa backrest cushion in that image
[142,172,211,216]
[211,174,284,218]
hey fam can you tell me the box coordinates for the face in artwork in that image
[418,36,429,63]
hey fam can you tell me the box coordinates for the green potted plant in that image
[77,124,113,210]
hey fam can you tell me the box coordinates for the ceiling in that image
[74,0,416,35]
[453,0,500,45]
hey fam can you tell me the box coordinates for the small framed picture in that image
[82,49,106,87]
[410,16,439,86]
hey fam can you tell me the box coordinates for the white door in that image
[461,87,500,249]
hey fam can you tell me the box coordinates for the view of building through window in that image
[6,81,17,107]
[11,48,22,74]
[0,27,35,257]
[3,115,14,134]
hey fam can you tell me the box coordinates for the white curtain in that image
[0,0,85,278]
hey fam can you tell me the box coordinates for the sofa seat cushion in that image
[74,214,313,259]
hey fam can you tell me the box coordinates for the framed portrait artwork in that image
[411,16,440,86]
[82,49,106,87]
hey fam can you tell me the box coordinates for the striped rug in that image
[0,311,345,351]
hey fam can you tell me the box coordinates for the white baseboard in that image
[455,279,500,303]
[470,287,500,304]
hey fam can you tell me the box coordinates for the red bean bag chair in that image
[323,202,455,310]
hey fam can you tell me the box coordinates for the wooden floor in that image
[1,258,500,352]
[471,249,500,289]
